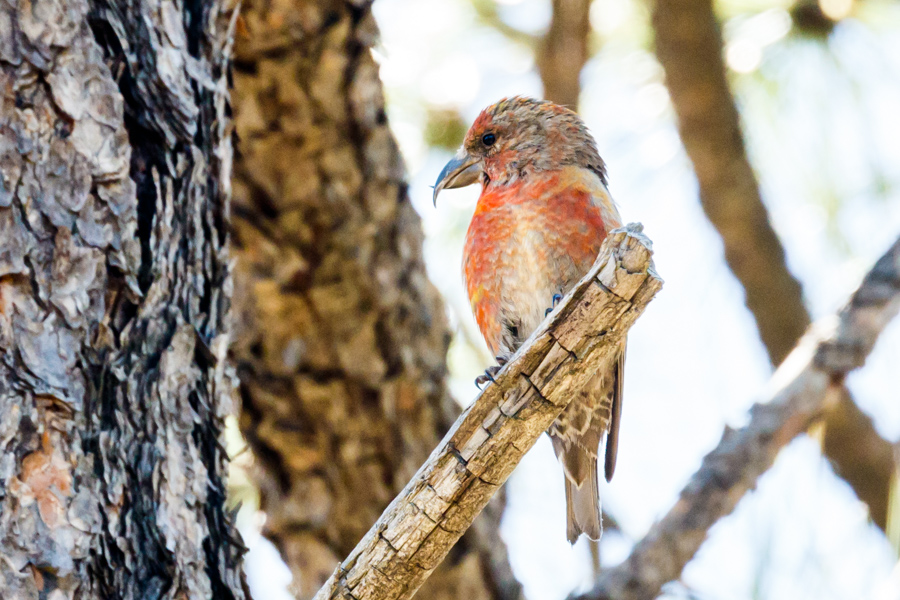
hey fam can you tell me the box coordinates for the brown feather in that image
[564,455,602,543]
[549,368,616,543]
[604,346,626,481]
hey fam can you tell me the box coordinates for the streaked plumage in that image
[434,97,625,543]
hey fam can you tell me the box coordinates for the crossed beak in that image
[432,148,482,206]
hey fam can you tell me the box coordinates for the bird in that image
[432,96,625,543]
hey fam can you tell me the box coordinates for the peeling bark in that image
[229,1,521,599]
[0,0,247,598]
[651,0,896,534]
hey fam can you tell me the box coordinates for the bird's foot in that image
[475,365,501,389]
[475,353,513,389]
[544,293,564,316]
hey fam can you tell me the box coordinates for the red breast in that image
[463,165,620,355]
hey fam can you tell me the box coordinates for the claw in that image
[545,293,564,316]
[496,355,508,366]
[475,365,501,389]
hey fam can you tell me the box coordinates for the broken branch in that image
[312,224,663,600]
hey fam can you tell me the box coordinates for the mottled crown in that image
[463,96,607,185]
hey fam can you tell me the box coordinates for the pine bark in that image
[0,0,247,598]
[229,1,520,599]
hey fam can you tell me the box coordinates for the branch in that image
[468,0,539,48]
[577,234,900,600]
[313,225,663,600]
[821,389,897,532]
[651,0,896,534]
[538,0,593,108]
[652,0,809,365]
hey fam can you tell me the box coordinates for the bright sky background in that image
[240,0,900,598]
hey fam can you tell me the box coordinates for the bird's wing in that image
[604,343,626,481]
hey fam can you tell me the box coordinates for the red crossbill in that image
[433,97,625,543]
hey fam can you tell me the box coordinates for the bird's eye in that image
[481,133,496,146]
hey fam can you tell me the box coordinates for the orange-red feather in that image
[463,165,619,355]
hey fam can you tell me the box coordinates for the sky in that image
[240,0,900,598]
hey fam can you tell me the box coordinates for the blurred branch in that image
[470,0,593,108]
[651,0,895,534]
[538,0,593,108]
[577,235,900,600]
[469,0,539,47]
[790,0,838,37]
[821,389,896,532]
[652,0,809,366]
[313,225,663,600]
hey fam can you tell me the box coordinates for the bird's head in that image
[433,96,606,205]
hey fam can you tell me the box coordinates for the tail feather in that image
[564,455,602,544]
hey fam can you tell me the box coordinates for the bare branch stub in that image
[578,235,900,600]
[313,224,663,600]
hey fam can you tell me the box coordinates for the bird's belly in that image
[467,218,593,356]
[464,179,613,356]
[495,234,570,349]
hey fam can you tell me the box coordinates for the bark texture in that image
[538,0,592,109]
[652,0,895,532]
[229,2,520,599]
[577,235,900,600]
[313,225,662,600]
[0,0,246,599]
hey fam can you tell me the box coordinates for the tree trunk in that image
[229,1,521,599]
[0,0,248,598]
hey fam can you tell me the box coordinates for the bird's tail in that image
[563,452,602,544]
